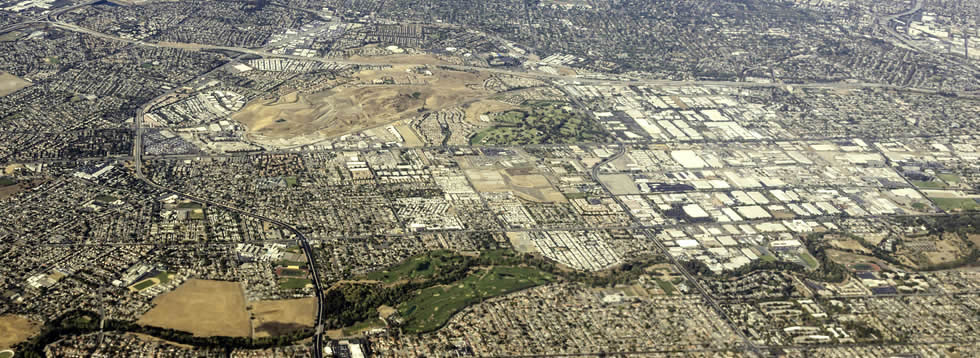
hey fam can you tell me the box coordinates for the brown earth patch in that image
[249,298,317,337]
[0,72,30,97]
[0,315,41,350]
[231,67,490,147]
[137,279,250,337]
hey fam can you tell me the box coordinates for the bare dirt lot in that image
[231,67,490,147]
[137,279,250,337]
[465,167,565,203]
[249,298,316,337]
[348,53,450,66]
[0,315,40,349]
[828,238,872,255]
[0,72,30,97]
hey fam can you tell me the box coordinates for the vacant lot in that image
[0,72,29,97]
[232,67,490,147]
[348,53,449,66]
[0,315,40,350]
[138,279,250,337]
[250,298,316,337]
[465,167,565,203]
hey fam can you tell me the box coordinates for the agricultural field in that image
[469,101,609,145]
[137,279,250,337]
[249,298,316,337]
[0,315,40,350]
[398,266,554,333]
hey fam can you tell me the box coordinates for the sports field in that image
[137,279,250,337]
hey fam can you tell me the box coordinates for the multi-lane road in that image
[131,73,329,357]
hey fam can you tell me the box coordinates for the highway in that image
[132,82,328,357]
[875,0,979,76]
[2,18,973,98]
[0,2,976,356]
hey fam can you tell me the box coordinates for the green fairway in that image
[931,198,980,212]
[363,250,466,283]
[398,266,553,333]
[133,279,156,291]
[469,101,609,145]
[279,278,311,289]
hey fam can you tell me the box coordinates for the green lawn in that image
[279,278,312,289]
[398,266,553,333]
[177,202,203,209]
[799,253,819,267]
[0,176,15,186]
[133,279,156,291]
[0,351,13,358]
[937,174,961,184]
[154,271,171,284]
[655,279,676,295]
[931,198,980,212]
[94,194,118,203]
[284,176,298,187]
[187,210,204,220]
[911,180,947,189]
[760,254,777,263]
[279,268,306,277]
[341,317,385,336]
[277,259,308,268]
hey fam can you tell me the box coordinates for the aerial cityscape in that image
[0,0,978,357]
